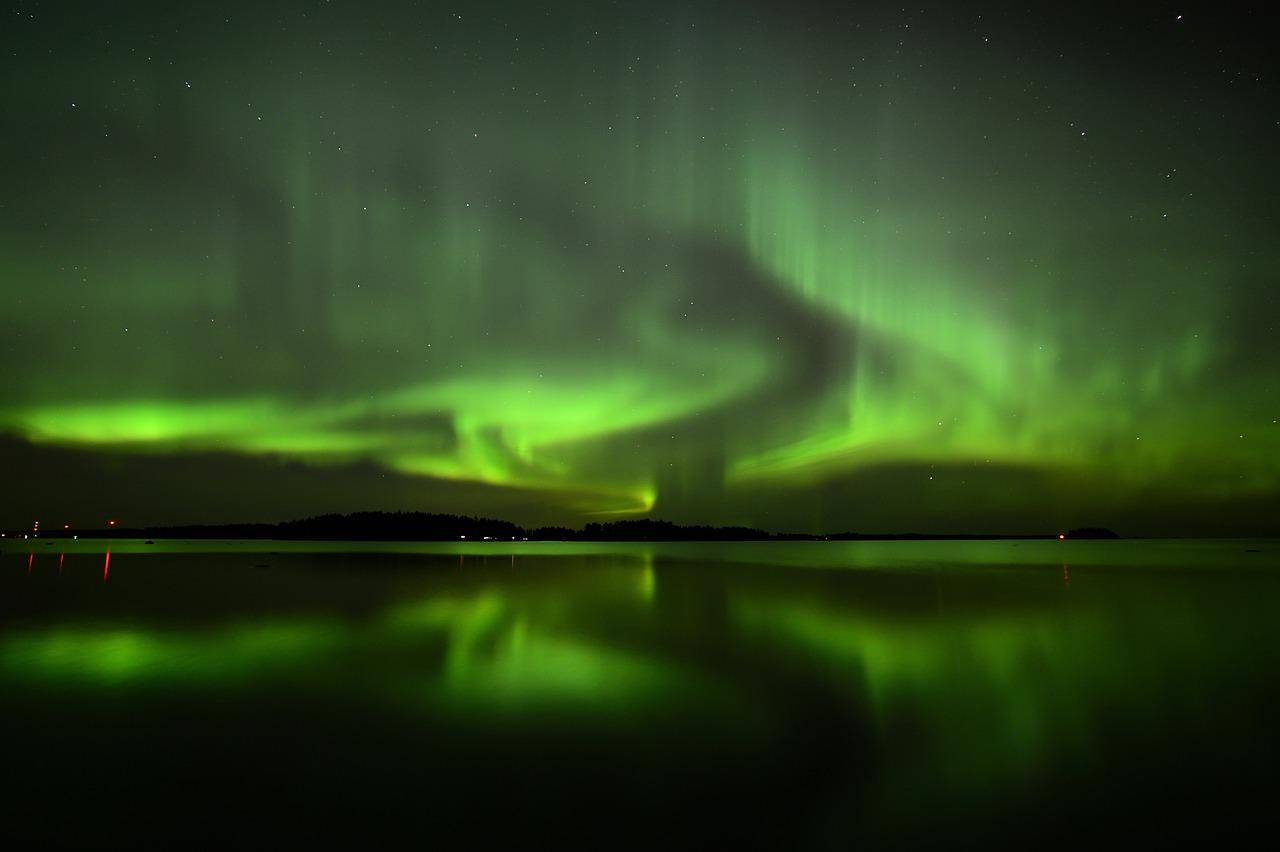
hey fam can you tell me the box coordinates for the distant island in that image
[1063,527,1120,540]
[5,511,1119,542]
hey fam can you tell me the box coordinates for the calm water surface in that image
[2,539,1278,846]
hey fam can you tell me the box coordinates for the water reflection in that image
[0,541,1276,845]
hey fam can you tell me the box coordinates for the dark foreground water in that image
[2,539,1278,847]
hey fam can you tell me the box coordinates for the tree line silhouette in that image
[12,511,1114,541]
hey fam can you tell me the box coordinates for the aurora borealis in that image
[2,1,1277,533]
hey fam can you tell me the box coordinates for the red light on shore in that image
[64,524,70,530]
[108,520,117,526]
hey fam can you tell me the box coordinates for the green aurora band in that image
[1,3,1277,532]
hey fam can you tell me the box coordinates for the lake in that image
[2,539,1277,846]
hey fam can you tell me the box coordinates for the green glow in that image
[2,3,1277,532]
[726,571,1244,814]
[0,622,343,684]
[1,552,679,708]
[7,540,1267,797]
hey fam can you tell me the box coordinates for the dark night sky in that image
[1,1,1277,534]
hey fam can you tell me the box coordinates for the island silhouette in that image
[7,511,1119,542]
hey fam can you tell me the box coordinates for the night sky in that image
[2,1,1277,534]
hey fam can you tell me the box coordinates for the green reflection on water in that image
[382,573,692,710]
[2,547,695,713]
[1,621,345,684]
[1,540,1277,844]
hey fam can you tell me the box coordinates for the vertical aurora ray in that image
[1,2,1276,532]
